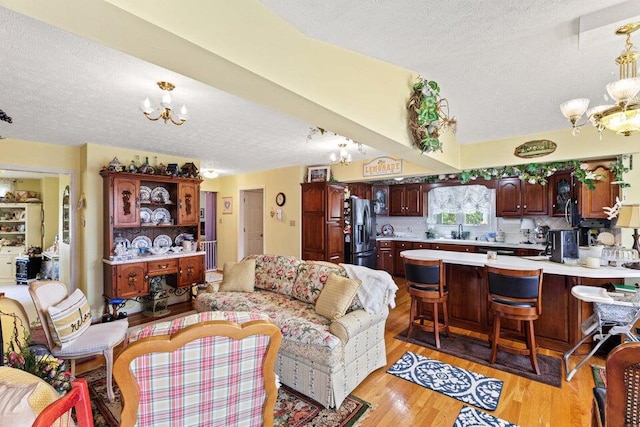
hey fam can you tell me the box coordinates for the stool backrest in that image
[605,341,640,426]
[403,258,445,296]
[486,266,543,313]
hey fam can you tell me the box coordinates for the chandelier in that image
[201,169,219,178]
[330,143,352,165]
[141,81,188,126]
[560,22,640,137]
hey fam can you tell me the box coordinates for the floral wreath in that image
[407,76,457,153]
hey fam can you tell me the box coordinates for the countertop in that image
[400,249,640,279]
[102,250,205,265]
[377,236,546,251]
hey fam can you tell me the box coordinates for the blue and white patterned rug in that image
[454,406,518,427]
[387,351,503,411]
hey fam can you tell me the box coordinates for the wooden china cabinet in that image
[100,171,205,300]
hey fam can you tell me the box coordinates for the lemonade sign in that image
[363,157,403,177]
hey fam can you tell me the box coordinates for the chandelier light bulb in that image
[330,153,337,162]
[180,105,188,115]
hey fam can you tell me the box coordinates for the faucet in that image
[458,224,464,240]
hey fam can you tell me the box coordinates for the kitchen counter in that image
[400,249,640,279]
[378,236,546,251]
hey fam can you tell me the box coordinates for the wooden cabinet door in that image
[394,241,412,276]
[178,182,199,225]
[179,255,205,287]
[302,184,324,214]
[376,249,394,273]
[405,184,423,216]
[549,171,573,217]
[326,222,344,264]
[579,163,618,219]
[496,178,521,217]
[522,181,548,216]
[113,177,139,226]
[116,262,147,298]
[0,254,14,280]
[389,185,405,216]
[326,184,344,222]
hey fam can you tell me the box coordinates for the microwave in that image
[549,229,579,263]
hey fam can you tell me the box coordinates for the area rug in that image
[79,368,372,427]
[387,351,503,411]
[395,328,562,388]
[592,365,607,388]
[454,406,519,427]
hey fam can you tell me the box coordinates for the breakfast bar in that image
[400,249,640,353]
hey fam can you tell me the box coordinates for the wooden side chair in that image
[403,257,449,348]
[593,341,640,427]
[114,313,282,427]
[33,378,94,427]
[485,266,543,375]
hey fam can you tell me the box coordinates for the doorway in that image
[239,188,264,258]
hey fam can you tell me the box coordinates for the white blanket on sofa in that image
[340,264,399,314]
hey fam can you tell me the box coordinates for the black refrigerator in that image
[344,198,377,268]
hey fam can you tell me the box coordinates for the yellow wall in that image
[41,177,59,249]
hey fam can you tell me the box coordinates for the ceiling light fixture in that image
[330,143,352,165]
[141,81,188,126]
[202,169,219,179]
[561,22,640,137]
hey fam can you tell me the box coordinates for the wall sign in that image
[363,157,403,177]
[514,139,557,158]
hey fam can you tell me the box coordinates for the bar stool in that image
[485,265,543,375]
[403,257,449,348]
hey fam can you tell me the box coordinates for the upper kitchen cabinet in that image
[496,178,548,217]
[549,171,574,217]
[389,183,423,216]
[348,183,372,200]
[177,181,199,225]
[578,160,619,219]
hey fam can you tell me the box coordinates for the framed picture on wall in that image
[307,166,331,183]
[222,197,233,214]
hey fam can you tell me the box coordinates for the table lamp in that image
[615,203,640,269]
[520,218,536,244]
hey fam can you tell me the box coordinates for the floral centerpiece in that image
[5,332,73,394]
[407,76,457,153]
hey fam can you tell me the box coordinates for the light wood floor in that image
[353,280,601,427]
[77,280,601,426]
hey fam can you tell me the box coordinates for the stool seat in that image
[485,265,543,375]
[403,257,449,349]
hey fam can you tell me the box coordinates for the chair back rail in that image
[33,378,94,427]
[403,257,446,297]
[606,341,640,425]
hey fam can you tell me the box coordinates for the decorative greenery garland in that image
[407,77,456,153]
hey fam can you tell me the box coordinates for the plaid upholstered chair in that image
[114,312,282,427]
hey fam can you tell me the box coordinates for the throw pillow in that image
[219,259,256,292]
[315,273,361,321]
[47,288,92,347]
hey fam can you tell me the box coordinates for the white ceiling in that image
[0,1,638,177]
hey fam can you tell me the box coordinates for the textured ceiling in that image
[0,1,638,177]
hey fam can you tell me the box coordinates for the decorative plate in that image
[150,187,171,204]
[174,233,195,245]
[381,224,394,236]
[131,236,152,249]
[139,186,152,202]
[153,234,172,248]
[152,207,171,223]
[140,207,153,224]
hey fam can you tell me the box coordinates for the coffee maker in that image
[549,229,579,263]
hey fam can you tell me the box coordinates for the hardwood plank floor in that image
[77,281,600,426]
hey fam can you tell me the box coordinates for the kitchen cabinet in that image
[447,264,485,331]
[549,171,574,217]
[389,184,423,216]
[430,243,475,252]
[301,182,346,264]
[178,181,199,225]
[376,240,394,273]
[393,241,413,276]
[177,255,205,288]
[348,183,372,200]
[0,203,43,249]
[0,246,23,284]
[496,178,548,217]
[108,262,148,299]
[578,160,618,219]
[111,176,140,227]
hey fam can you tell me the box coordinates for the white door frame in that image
[237,186,265,260]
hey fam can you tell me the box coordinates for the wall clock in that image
[276,192,286,206]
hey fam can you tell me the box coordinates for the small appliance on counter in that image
[578,219,611,246]
[549,229,579,263]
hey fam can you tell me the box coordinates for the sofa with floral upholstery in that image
[194,254,397,409]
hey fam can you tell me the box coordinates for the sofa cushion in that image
[247,254,301,295]
[292,261,347,304]
[219,259,256,292]
[315,273,361,321]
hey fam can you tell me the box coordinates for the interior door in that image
[243,190,264,257]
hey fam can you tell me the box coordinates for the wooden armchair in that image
[593,341,640,426]
[114,312,282,427]
[33,378,94,427]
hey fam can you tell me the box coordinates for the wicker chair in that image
[593,341,640,426]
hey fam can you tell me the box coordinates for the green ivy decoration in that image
[610,155,632,188]
[407,77,457,154]
[421,158,630,189]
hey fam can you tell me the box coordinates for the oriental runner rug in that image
[387,351,503,411]
[79,367,372,427]
[454,406,519,427]
[395,328,562,388]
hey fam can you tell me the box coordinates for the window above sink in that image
[428,185,495,226]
